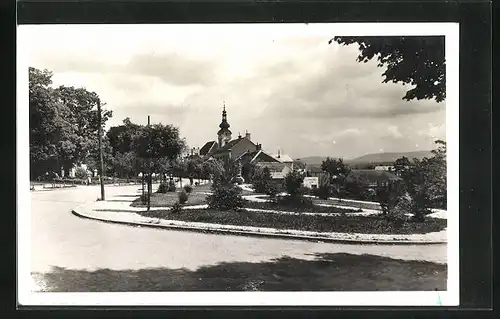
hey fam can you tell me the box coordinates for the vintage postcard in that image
[17,22,459,306]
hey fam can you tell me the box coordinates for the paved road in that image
[29,183,447,291]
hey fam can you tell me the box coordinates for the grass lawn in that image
[130,192,208,207]
[33,253,446,291]
[137,207,446,235]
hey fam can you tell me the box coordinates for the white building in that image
[374,165,394,171]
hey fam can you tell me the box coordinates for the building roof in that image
[211,138,245,155]
[199,141,217,156]
[346,169,402,185]
[306,164,323,173]
[255,162,289,173]
[273,153,294,163]
[250,150,280,163]
[293,160,307,170]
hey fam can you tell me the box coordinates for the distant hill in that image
[348,151,433,164]
[296,151,433,166]
[294,156,330,166]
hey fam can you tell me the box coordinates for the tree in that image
[321,157,351,200]
[331,36,445,102]
[376,182,404,216]
[54,85,112,175]
[131,123,185,211]
[186,157,204,185]
[107,117,141,156]
[402,140,447,220]
[393,156,411,177]
[315,173,332,200]
[85,134,114,177]
[284,171,304,197]
[112,151,139,179]
[426,140,447,208]
[251,166,273,194]
[29,67,66,178]
[29,67,113,179]
[202,158,225,183]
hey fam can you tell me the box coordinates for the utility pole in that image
[147,115,152,211]
[97,99,105,200]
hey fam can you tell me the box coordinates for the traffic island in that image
[72,200,447,245]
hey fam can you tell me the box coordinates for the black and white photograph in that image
[17,23,459,306]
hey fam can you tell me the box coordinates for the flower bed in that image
[245,197,363,215]
[136,208,446,235]
[253,195,381,211]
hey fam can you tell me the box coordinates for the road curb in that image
[72,206,447,246]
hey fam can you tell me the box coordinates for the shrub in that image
[376,183,403,215]
[266,184,279,198]
[167,180,176,192]
[157,183,168,193]
[388,193,412,221]
[252,166,272,193]
[178,190,189,204]
[74,167,88,179]
[183,184,193,194]
[140,194,147,204]
[171,202,183,214]
[314,185,331,199]
[206,184,245,211]
[284,171,304,197]
[276,194,313,208]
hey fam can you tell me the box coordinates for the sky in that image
[23,24,446,159]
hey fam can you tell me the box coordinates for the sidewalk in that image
[72,186,447,245]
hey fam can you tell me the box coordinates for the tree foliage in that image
[186,157,204,185]
[321,157,351,199]
[251,166,273,194]
[202,158,226,182]
[393,156,411,177]
[393,140,447,220]
[284,171,304,197]
[331,36,446,102]
[29,67,112,179]
[106,117,141,156]
[85,135,114,176]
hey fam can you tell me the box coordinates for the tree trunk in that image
[147,172,152,211]
[141,172,145,203]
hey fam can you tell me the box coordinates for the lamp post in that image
[97,99,105,200]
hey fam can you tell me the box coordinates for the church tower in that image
[217,102,232,148]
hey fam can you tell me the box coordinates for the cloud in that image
[24,24,447,159]
[337,128,362,137]
[387,126,404,139]
[126,53,216,87]
[33,50,217,88]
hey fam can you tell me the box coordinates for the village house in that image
[198,103,295,182]
[346,169,402,188]
[374,165,394,172]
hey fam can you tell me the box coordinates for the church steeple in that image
[217,101,232,147]
[219,101,230,131]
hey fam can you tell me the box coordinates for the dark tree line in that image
[29,67,112,179]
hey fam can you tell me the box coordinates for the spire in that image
[218,101,232,139]
[278,149,281,158]
[219,101,229,129]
